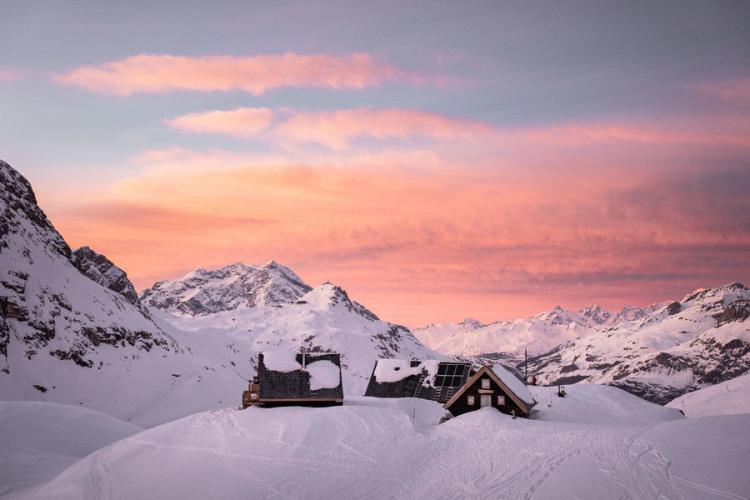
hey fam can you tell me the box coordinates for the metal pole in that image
[524,348,528,385]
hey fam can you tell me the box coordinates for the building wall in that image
[446,374,527,417]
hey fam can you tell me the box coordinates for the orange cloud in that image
[40,143,750,327]
[166,108,274,138]
[53,53,411,95]
[164,105,750,152]
[272,108,494,149]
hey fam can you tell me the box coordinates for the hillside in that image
[16,385,750,500]
[0,401,142,498]
[667,372,750,417]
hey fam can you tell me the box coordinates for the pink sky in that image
[4,3,749,326]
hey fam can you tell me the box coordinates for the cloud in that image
[0,67,25,82]
[272,108,494,149]
[694,76,750,104]
[40,143,750,326]
[164,105,750,152]
[52,53,413,95]
[166,108,274,138]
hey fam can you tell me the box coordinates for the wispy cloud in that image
[0,67,25,82]
[694,75,750,104]
[52,53,415,95]
[164,106,750,151]
[41,143,750,325]
[166,108,274,138]
[272,108,494,149]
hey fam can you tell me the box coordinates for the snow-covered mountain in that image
[147,279,439,395]
[415,304,657,357]
[526,283,750,404]
[0,159,439,424]
[0,160,175,372]
[140,261,312,315]
[417,287,750,404]
[0,160,246,425]
[71,246,138,304]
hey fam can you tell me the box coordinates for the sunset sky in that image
[1,1,749,326]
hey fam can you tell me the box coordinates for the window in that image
[481,378,490,389]
[497,395,506,406]
[467,395,475,405]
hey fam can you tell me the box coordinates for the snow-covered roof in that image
[258,351,343,400]
[373,359,440,384]
[365,359,472,403]
[490,364,535,406]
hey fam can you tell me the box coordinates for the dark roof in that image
[363,359,472,403]
[258,352,343,401]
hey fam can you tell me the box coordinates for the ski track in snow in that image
[5,388,750,500]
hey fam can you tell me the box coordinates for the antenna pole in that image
[524,348,528,385]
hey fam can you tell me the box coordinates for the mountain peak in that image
[300,283,379,321]
[579,304,611,325]
[458,318,484,329]
[140,261,312,316]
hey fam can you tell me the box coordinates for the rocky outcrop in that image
[72,246,139,304]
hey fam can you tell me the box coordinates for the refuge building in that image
[242,351,344,407]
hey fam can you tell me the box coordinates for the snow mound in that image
[667,373,750,417]
[261,350,302,372]
[21,386,748,500]
[306,360,341,390]
[0,401,142,498]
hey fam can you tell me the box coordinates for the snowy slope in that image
[667,372,750,417]
[18,385,750,500]
[140,261,312,315]
[0,401,141,498]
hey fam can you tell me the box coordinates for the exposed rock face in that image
[524,283,750,404]
[72,246,139,304]
[140,261,313,316]
[0,159,174,371]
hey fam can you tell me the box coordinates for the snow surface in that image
[667,372,750,418]
[12,385,750,500]
[491,364,535,406]
[373,359,439,384]
[262,350,302,372]
[0,401,141,498]
[306,360,341,390]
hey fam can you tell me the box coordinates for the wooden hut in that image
[443,364,536,417]
[364,359,473,403]
[242,351,344,408]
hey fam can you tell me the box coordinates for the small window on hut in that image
[467,395,475,405]
[481,378,490,389]
[497,395,506,406]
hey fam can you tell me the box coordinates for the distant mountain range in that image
[417,284,750,404]
[1,158,749,416]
